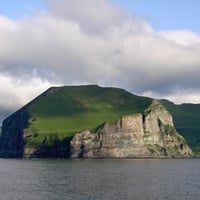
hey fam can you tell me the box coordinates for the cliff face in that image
[0,98,193,158]
[0,109,29,157]
[70,100,193,158]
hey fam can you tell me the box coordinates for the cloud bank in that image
[1,0,200,122]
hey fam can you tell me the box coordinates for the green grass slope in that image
[24,85,152,147]
[160,100,200,154]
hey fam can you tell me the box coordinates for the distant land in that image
[0,85,198,158]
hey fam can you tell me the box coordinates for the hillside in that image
[0,85,155,157]
[161,100,200,153]
[25,85,152,146]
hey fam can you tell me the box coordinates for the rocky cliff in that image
[0,109,29,157]
[0,91,193,158]
[70,100,193,158]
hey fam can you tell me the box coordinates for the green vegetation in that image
[160,99,200,154]
[163,124,176,136]
[24,85,152,147]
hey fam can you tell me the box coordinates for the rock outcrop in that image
[70,100,193,158]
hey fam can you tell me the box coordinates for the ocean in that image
[0,158,199,200]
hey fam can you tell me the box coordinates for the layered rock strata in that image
[70,100,193,158]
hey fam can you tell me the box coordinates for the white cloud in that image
[0,74,52,122]
[142,89,200,105]
[44,0,130,34]
[1,0,200,122]
[159,30,200,46]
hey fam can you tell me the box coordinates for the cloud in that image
[44,0,130,34]
[0,74,51,122]
[1,0,200,122]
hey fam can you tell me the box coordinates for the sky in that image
[0,0,200,123]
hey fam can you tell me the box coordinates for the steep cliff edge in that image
[0,109,29,157]
[70,100,193,158]
[0,85,193,158]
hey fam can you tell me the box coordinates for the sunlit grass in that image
[24,85,152,147]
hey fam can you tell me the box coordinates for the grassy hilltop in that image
[3,84,200,155]
[24,85,152,147]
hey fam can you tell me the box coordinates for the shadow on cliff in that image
[24,136,73,158]
[0,109,30,158]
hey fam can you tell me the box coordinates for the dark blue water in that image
[0,158,199,200]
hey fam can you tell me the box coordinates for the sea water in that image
[0,158,199,200]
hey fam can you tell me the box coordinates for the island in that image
[0,85,193,158]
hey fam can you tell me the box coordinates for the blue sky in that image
[0,0,46,18]
[0,0,199,32]
[0,0,200,123]
[112,0,200,32]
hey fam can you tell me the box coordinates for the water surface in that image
[0,158,199,200]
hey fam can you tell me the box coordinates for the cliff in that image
[70,100,193,158]
[0,108,29,157]
[160,99,200,154]
[0,85,193,158]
